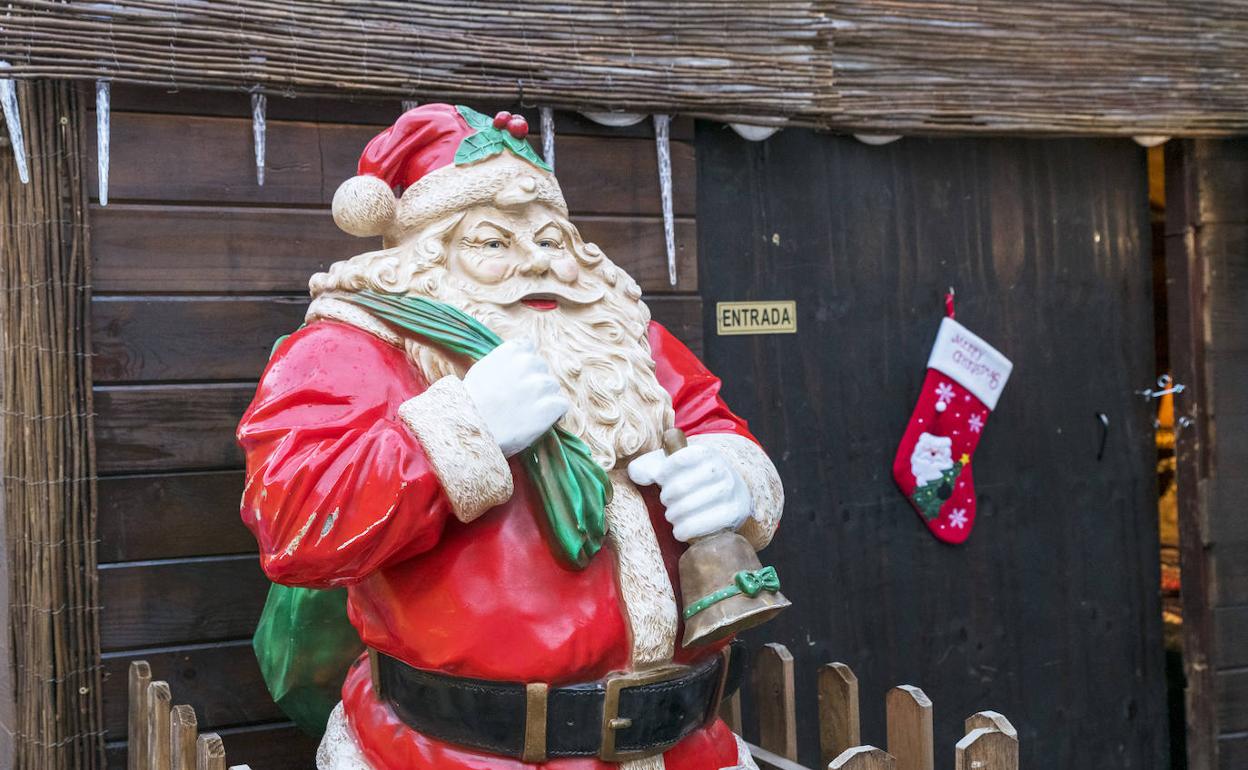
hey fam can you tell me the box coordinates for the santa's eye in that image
[537,239,560,249]
[484,239,505,250]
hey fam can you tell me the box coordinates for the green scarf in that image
[342,290,611,568]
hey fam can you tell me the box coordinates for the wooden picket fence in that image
[127,661,251,770]
[127,643,1019,770]
[729,643,1019,770]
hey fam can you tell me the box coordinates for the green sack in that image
[253,583,364,737]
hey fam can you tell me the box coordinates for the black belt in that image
[372,642,743,763]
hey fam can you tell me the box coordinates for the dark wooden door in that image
[695,129,1168,769]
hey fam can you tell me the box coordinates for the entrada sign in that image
[716,301,797,336]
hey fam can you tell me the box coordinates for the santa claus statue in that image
[237,105,785,770]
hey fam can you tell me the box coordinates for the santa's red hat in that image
[331,104,565,238]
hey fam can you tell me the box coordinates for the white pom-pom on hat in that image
[332,175,396,237]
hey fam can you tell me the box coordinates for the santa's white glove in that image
[463,339,569,457]
[628,444,752,542]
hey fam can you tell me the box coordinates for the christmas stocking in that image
[893,309,1013,544]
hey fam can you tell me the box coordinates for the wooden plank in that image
[103,642,284,738]
[963,711,1017,739]
[195,733,227,770]
[92,296,308,384]
[170,705,197,770]
[147,682,172,770]
[886,686,933,770]
[95,384,254,473]
[1215,606,1248,670]
[92,112,695,216]
[1212,541,1248,607]
[955,728,1018,770]
[1216,669,1248,733]
[1165,140,1218,770]
[99,557,270,651]
[830,746,896,770]
[90,205,697,294]
[106,722,318,770]
[127,661,151,770]
[1219,733,1248,770]
[94,292,700,384]
[818,662,860,767]
[753,642,797,762]
[98,471,253,563]
[105,86,697,140]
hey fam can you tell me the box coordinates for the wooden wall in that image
[1166,139,1248,770]
[87,88,702,767]
[695,127,1169,769]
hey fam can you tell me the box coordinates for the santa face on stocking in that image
[910,432,954,486]
[239,105,778,770]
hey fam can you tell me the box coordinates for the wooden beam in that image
[170,704,198,770]
[818,662,861,766]
[128,661,152,770]
[830,746,896,770]
[146,681,172,770]
[886,686,933,770]
[753,643,798,761]
[195,732,226,770]
[955,728,1019,770]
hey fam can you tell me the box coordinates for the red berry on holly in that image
[507,115,529,138]
[492,111,512,129]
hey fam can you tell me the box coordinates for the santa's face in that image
[444,204,605,312]
[910,432,954,486]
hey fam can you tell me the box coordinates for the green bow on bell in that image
[683,565,783,620]
[733,566,781,597]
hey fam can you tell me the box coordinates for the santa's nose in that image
[519,249,551,275]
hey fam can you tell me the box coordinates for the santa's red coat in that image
[237,318,759,769]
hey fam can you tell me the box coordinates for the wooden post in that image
[753,643,797,761]
[963,711,1017,739]
[885,686,933,770]
[817,662,860,766]
[719,690,743,734]
[128,661,152,770]
[146,682,172,770]
[955,727,1018,770]
[170,704,198,770]
[196,732,227,770]
[830,746,896,770]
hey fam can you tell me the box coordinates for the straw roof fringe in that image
[2,1,1247,136]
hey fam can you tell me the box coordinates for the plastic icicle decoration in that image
[654,114,676,286]
[402,99,419,112]
[540,106,556,171]
[96,80,110,205]
[0,62,29,184]
[341,290,611,568]
[251,90,267,186]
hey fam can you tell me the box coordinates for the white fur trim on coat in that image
[687,434,784,551]
[398,376,513,523]
[317,702,374,769]
[306,295,404,347]
[606,470,679,668]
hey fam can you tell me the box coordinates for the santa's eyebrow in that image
[533,221,564,238]
[468,220,514,237]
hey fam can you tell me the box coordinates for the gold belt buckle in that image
[599,664,689,762]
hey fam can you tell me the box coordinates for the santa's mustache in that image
[452,278,605,307]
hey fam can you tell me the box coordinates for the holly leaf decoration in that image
[454,105,553,171]
[502,131,553,171]
[455,105,495,131]
[454,131,506,166]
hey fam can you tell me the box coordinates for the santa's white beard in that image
[408,273,675,470]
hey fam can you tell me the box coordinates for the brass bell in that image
[662,429,791,648]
